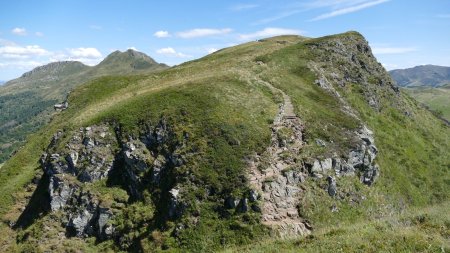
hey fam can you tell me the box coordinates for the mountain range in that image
[0,32,448,252]
[0,49,168,163]
[390,65,450,121]
[389,65,450,87]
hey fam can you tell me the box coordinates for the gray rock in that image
[249,190,258,202]
[315,139,326,147]
[321,158,333,171]
[49,176,74,211]
[97,208,113,240]
[327,176,337,197]
[168,187,183,219]
[311,160,322,173]
[224,196,239,209]
[236,198,249,213]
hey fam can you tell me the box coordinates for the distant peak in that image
[20,61,88,78]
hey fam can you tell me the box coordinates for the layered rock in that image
[39,125,118,239]
[32,120,188,241]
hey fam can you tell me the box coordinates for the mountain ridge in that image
[0,31,448,252]
[389,64,450,87]
[0,49,168,163]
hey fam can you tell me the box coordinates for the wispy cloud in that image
[372,47,417,54]
[35,32,44,37]
[310,0,390,21]
[254,0,390,24]
[239,27,303,41]
[253,10,303,25]
[156,47,191,58]
[231,4,259,11]
[11,27,27,36]
[176,28,232,39]
[154,30,170,38]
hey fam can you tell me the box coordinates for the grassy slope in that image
[0,51,167,163]
[403,84,450,121]
[0,33,448,252]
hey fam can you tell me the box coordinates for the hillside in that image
[402,84,450,121]
[0,32,448,252]
[0,50,168,163]
[389,65,450,121]
[389,65,450,87]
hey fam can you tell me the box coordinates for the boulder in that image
[327,176,337,197]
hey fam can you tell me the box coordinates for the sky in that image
[0,0,449,81]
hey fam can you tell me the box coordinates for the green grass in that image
[224,201,450,253]
[403,84,450,120]
[0,32,448,252]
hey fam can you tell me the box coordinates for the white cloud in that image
[127,46,138,51]
[35,32,44,37]
[176,28,232,39]
[207,48,218,54]
[69,47,102,58]
[310,0,390,21]
[0,45,49,58]
[372,47,417,54]
[89,25,102,30]
[11,27,27,36]
[0,60,44,69]
[156,47,191,58]
[154,30,170,38]
[231,4,259,11]
[239,28,303,41]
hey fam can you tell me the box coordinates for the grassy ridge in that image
[0,33,449,251]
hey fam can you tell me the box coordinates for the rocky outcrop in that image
[308,125,379,185]
[31,120,188,241]
[38,125,118,239]
[307,32,401,112]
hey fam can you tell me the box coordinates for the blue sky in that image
[1,0,449,81]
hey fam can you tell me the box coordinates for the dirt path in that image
[245,72,311,237]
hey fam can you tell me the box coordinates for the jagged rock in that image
[168,187,184,219]
[224,196,239,209]
[282,169,304,185]
[332,158,355,176]
[310,160,322,174]
[321,158,333,171]
[49,176,75,211]
[315,139,326,147]
[236,198,249,213]
[151,155,166,184]
[249,190,258,202]
[327,176,337,197]
[97,208,113,240]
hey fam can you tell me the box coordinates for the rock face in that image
[306,32,401,112]
[308,125,379,185]
[39,125,118,239]
[35,119,187,240]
